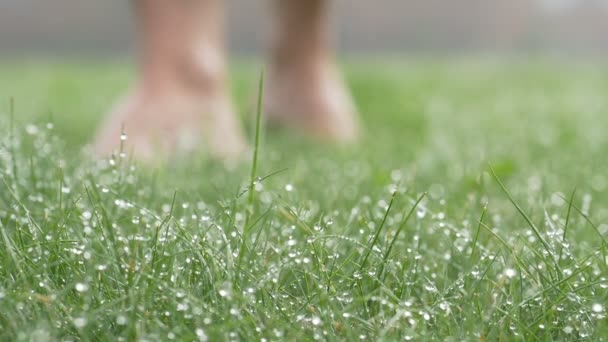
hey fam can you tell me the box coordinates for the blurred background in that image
[2,0,608,58]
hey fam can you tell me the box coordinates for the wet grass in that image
[0,59,607,340]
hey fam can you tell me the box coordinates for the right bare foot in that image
[264,58,359,142]
[265,0,359,142]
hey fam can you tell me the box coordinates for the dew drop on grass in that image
[592,303,603,313]
[75,283,89,293]
[73,317,87,328]
[195,328,208,342]
[25,124,39,135]
[582,194,592,215]
[311,316,322,326]
[116,315,128,325]
[285,184,294,192]
[563,326,574,334]
[504,268,517,278]
[218,289,230,298]
[416,208,426,219]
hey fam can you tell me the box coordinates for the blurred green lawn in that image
[1,60,607,340]
[3,60,607,194]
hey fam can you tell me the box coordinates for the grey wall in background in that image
[2,0,608,57]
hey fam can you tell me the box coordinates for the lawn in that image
[0,60,607,340]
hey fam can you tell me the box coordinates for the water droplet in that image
[285,184,294,192]
[116,315,128,325]
[25,124,39,135]
[592,303,604,313]
[195,328,208,342]
[73,317,87,328]
[82,211,92,220]
[75,283,89,293]
[287,239,297,247]
[416,208,427,219]
[504,268,517,278]
[311,316,322,326]
[120,132,128,141]
[563,326,574,334]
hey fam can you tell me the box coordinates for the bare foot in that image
[264,60,359,142]
[93,0,247,162]
[94,88,247,162]
[266,0,359,142]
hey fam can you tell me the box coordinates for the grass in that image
[1,59,607,340]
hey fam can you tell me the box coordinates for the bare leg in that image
[94,0,246,160]
[265,0,359,142]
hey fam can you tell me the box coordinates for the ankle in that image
[138,42,227,96]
